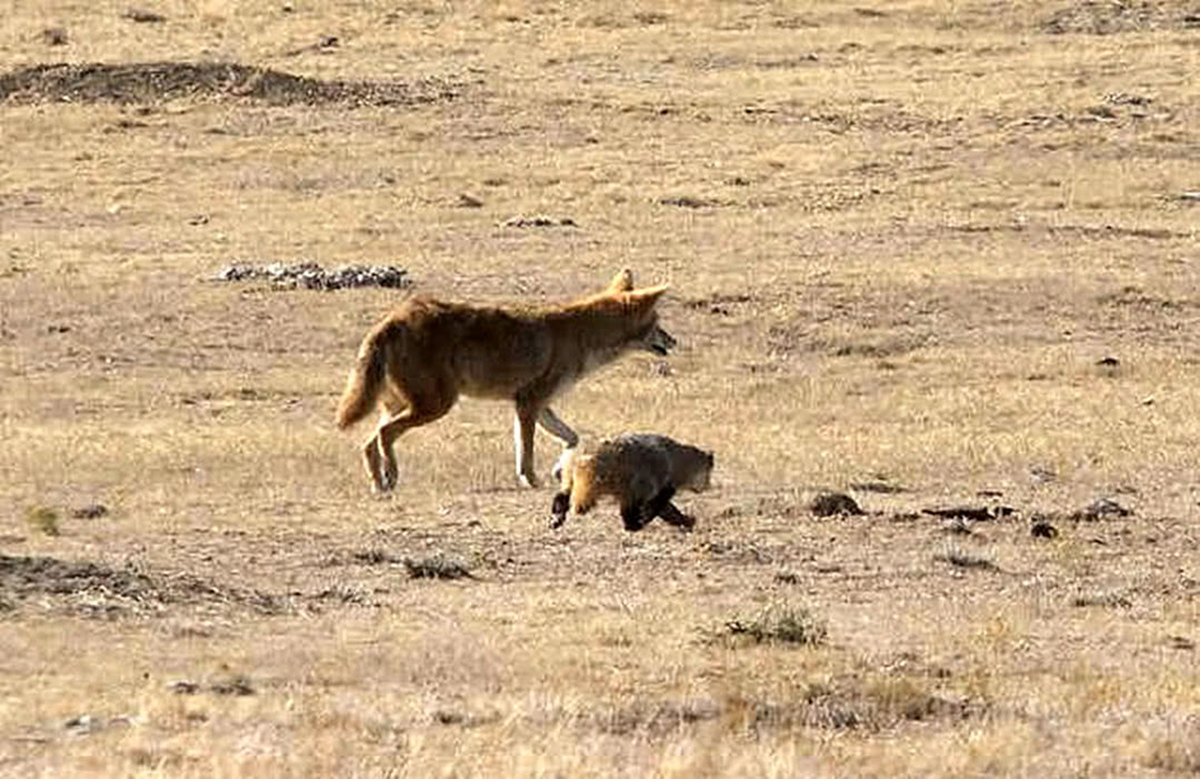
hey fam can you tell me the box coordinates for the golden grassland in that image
[2,0,1200,775]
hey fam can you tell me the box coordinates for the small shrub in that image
[724,603,827,646]
[1143,736,1200,772]
[934,550,998,571]
[403,556,473,580]
[25,506,60,536]
[810,491,863,517]
[1071,593,1132,608]
[351,549,400,565]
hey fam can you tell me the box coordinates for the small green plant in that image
[724,603,827,646]
[25,506,60,536]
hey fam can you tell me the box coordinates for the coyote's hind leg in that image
[368,395,454,492]
[362,433,388,492]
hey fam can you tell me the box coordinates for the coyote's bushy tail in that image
[336,326,389,430]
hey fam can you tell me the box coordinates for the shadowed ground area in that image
[0,61,464,105]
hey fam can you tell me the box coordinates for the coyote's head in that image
[603,269,676,358]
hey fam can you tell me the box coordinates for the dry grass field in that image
[3,0,1200,775]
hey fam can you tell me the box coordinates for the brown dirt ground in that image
[2,1,1200,776]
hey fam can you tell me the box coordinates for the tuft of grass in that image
[25,506,60,536]
[723,677,975,734]
[722,602,828,646]
[934,549,998,572]
[403,555,474,580]
[1142,735,1200,773]
[1071,592,1133,609]
[351,549,400,566]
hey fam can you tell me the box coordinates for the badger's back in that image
[606,434,712,490]
[564,433,713,515]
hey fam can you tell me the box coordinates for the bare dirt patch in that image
[735,679,980,733]
[0,61,463,106]
[1041,1,1200,34]
[0,554,281,618]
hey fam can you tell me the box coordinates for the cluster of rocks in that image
[806,489,1136,542]
[213,262,411,290]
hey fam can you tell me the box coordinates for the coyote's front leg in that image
[538,407,579,482]
[513,402,542,488]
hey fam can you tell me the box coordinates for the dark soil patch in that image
[682,292,756,316]
[659,195,718,209]
[850,480,908,494]
[923,505,1015,522]
[810,492,864,517]
[589,680,979,737]
[170,676,256,696]
[0,61,462,106]
[1042,2,1200,34]
[1071,592,1133,608]
[432,708,503,727]
[350,549,404,566]
[72,504,109,519]
[743,680,978,732]
[503,215,578,228]
[1031,519,1060,539]
[0,554,281,618]
[1097,286,1185,311]
[403,556,474,580]
[1069,497,1133,521]
[934,551,1000,572]
[593,700,721,736]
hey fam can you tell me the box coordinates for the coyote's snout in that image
[336,269,674,492]
[643,326,677,357]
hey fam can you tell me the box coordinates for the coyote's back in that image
[336,270,676,492]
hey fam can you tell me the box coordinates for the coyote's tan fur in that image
[336,270,676,492]
[550,433,714,532]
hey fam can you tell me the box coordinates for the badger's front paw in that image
[549,492,570,528]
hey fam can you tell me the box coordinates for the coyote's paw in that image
[551,449,574,483]
[518,472,541,489]
[364,439,394,492]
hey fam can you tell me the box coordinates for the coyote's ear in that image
[626,283,670,307]
[605,268,635,293]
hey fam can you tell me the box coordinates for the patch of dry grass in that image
[3,0,1200,775]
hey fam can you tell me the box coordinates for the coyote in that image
[550,433,714,532]
[336,270,676,492]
